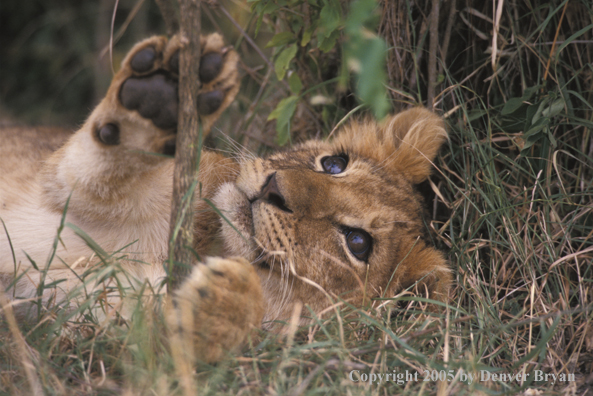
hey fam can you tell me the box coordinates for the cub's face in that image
[214,108,451,322]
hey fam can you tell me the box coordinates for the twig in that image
[491,0,504,71]
[217,4,274,71]
[426,0,440,108]
[167,0,202,288]
[109,0,121,75]
[167,2,201,392]
[100,0,147,59]
[543,1,569,83]
[154,0,179,36]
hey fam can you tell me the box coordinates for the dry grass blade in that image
[0,288,43,396]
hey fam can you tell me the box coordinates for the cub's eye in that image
[321,155,348,174]
[345,229,372,262]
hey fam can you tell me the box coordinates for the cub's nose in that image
[258,172,292,213]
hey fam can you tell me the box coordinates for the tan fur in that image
[0,34,238,319]
[0,35,450,364]
[211,109,451,324]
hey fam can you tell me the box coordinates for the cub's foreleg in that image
[40,34,239,226]
[0,34,240,318]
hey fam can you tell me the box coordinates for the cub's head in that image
[214,107,451,323]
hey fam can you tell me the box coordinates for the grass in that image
[1,0,592,395]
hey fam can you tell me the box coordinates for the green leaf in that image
[501,97,525,115]
[266,32,296,48]
[547,128,557,147]
[525,121,548,140]
[267,96,297,122]
[290,15,304,33]
[522,85,541,100]
[253,2,281,36]
[301,24,316,46]
[346,0,379,34]
[267,96,298,145]
[467,109,487,122]
[531,99,548,124]
[274,45,298,80]
[288,72,303,93]
[525,103,540,128]
[342,0,390,120]
[354,36,389,119]
[541,98,565,118]
[318,29,340,53]
[502,85,540,116]
[319,0,341,38]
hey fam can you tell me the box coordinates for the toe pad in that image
[120,73,178,130]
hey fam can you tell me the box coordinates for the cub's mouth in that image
[248,172,292,213]
[219,172,291,270]
[249,173,295,272]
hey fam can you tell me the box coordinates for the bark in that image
[154,0,179,36]
[167,0,201,291]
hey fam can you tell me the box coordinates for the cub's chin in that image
[212,182,257,261]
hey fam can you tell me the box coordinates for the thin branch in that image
[543,0,569,83]
[426,0,440,108]
[155,0,179,36]
[100,0,147,59]
[167,0,201,292]
[217,4,274,70]
[165,0,202,390]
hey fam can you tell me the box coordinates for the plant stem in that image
[168,0,201,291]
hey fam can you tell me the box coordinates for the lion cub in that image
[0,34,450,363]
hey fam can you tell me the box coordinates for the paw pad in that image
[130,47,157,73]
[120,74,178,130]
[199,52,223,83]
[96,123,120,146]
[116,34,239,136]
[169,51,179,73]
[197,90,224,115]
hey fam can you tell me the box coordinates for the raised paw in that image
[166,257,264,364]
[95,33,239,154]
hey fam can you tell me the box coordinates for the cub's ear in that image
[381,108,447,183]
[333,107,448,184]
